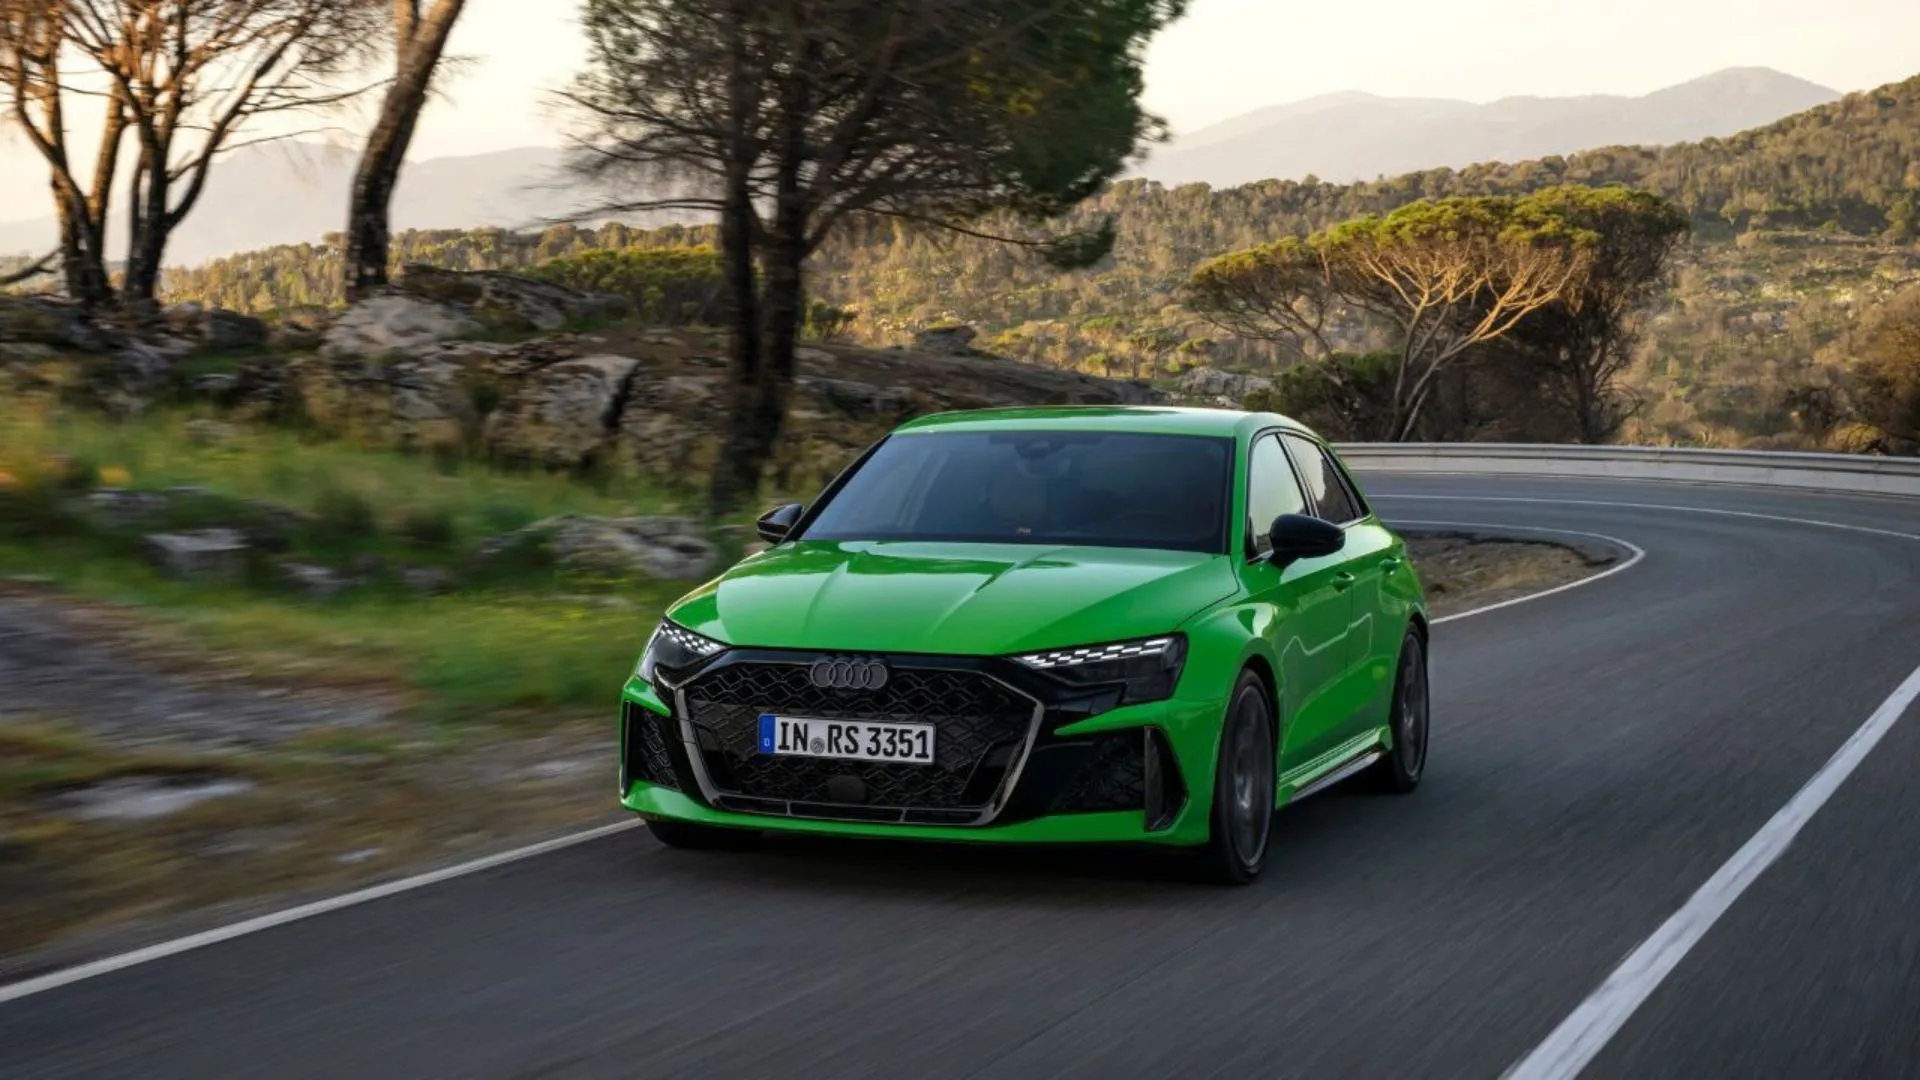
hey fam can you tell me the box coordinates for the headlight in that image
[1012,634,1187,704]
[635,619,725,688]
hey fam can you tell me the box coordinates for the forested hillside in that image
[155,74,1920,447]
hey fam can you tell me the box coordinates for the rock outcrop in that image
[1175,366,1273,404]
[480,515,719,581]
[484,354,641,469]
[912,324,978,355]
[395,263,632,334]
[7,267,1165,497]
[320,293,483,360]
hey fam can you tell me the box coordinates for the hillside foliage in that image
[153,74,1920,449]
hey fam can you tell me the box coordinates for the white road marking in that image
[1381,490,1920,1079]
[1387,521,1648,625]
[0,518,1640,1009]
[1502,661,1920,1080]
[1,489,1908,1016]
[0,820,642,1006]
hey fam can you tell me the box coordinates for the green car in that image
[619,406,1429,883]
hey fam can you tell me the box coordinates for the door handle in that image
[1333,571,1357,591]
[1379,556,1402,572]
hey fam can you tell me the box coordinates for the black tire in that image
[1194,670,1277,885]
[1360,626,1429,794]
[644,816,761,851]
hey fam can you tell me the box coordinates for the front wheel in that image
[1360,627,1429,794]
[1194,671,1277,885]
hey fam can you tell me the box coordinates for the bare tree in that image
[0,249,60,288]
[343,0,468,302]
[1,0,123,304]
[3,0,383,306]
[566,0,1186,513]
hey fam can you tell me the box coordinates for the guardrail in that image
[1330,443,1920,498]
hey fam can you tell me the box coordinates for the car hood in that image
[667,540,1240,656]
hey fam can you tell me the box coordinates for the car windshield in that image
[798,429,1235,553]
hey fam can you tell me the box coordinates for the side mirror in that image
[755,503,805,545]
[1265,513,1344,566]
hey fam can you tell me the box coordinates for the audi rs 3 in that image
[619,406,1430,882]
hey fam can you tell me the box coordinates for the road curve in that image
[5,474,1920,1080]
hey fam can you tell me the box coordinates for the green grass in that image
[1,397,689,540]
[0,397,700,717]
[0,535,667,719]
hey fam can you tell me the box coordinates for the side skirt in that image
[1277,728,1389,807]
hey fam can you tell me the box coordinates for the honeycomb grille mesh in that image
[1049,733,1146,814]
[684,662,1033,813]
[625,705,681,791]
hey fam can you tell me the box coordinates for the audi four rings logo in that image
[810,656,889,690]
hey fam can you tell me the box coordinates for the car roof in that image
[893,405,1319,441]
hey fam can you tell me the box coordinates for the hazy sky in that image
[4,0,1919,219]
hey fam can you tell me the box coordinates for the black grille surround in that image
[640,647,1188,829]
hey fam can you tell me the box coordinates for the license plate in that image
[757,713,935,764]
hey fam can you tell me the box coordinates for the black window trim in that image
[1244,426,1326,560]
[1276,428,1369,529]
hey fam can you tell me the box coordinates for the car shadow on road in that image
[631,783,1420,908]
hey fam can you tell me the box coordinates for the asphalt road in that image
[5,473,1920,1080]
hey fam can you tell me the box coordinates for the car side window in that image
[1246,434,1310,555]
[1281,434,1363,525]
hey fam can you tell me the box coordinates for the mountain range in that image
[1138,67,1841,188]
[0,142,671,269]
[0,66,1846,268]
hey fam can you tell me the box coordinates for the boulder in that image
[287,352,474,454]
[227,356,291,418]
[86,339,189,416]
[83,489,172,531]
[616,374,726,480]
[204,308,268,351]
[320,292,483,359]
[483,354,641,468]
[163,302,206,338]
[145,529,249,584]
[912,324,977,355]
[482,514,718,581]
[396,264,633,334]
[269,307,332,352]
[0,295,105,350]
[278,562,351,600]
[399,565,455,595]
[798,376,920,420]
[1176,366,1272,401]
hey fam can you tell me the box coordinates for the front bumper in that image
[617,657,1225,848]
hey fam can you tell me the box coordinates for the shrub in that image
[396,506,459,551]
[529,246,726,325]
[309,487,379,549]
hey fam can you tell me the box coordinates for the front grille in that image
[623,703,681,791]
[1048,732,1146,814]
[682,660,1036,821]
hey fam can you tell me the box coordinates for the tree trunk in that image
[344,0,467,302]
[731,212,809,511]
[706,181,768,517]
[122,151,171,303]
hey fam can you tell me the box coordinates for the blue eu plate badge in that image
[758,713,776,753]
